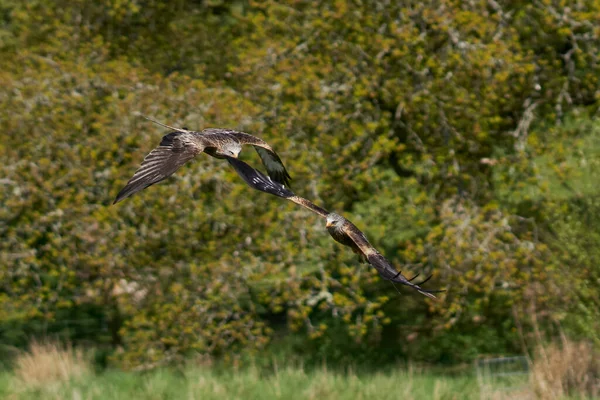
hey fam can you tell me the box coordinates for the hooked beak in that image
[325,221,332,228]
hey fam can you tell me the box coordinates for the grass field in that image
[2,341,597,400]
[0,363,523,400]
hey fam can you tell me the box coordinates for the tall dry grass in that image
[474,337,600,400]
[12,340,90,389]
[530,337,600,399]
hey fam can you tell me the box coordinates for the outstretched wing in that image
[226,155,294,198]
[342,225,443,299]
[226,155,329,218]
[113,131,206,204]
[228,132,292,187]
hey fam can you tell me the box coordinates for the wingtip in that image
[419,290,438,300]
[140,114,189,133]
[419,288,446,300]
[113,186,135,205]
[112,193,126,205]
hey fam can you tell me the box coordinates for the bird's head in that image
[325,213,344,229]
[228,142,243,158]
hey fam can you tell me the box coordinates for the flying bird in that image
[227,156,443,299]
[113,116,291,204]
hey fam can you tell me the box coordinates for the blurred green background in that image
[1,0,599,372]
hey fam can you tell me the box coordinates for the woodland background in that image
[1,0,599,373]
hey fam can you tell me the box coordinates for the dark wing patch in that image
[226,156,329,219]
[366,253,443,299]
[113,132,204,204]
[226,155,295,199]
[254,147,292,187]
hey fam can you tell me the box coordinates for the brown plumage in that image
[324,213,441,299]
[227,156,443,299]
[113,117,291,204]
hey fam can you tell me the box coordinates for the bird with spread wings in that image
[226,156,443,299]
[113,117,291,204]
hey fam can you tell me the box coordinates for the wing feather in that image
[288,196,329,218]
[254,147,292,187]
[113,132,205,204]
[226,155,295,199]
[341,223,376,256]
[366,253,440,299]
[227,132,292,187]
[226,155,328,218]
[343,224,440,299]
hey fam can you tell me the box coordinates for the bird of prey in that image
[227,156,443,299]
[113,117,291,204]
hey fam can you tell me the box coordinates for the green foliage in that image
[543,195,600,346]
[1,0,599,368]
